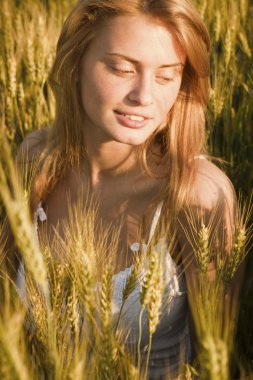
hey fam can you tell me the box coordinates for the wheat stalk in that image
[6,55,16,100]
[0,56,6,86]
[221,226,246,283]
[98,264,118,379]
[2,2,14,58]
[114,251,144,333]
[137,257,155,371]
[201,335,229,380]
[195,222,211,274]
[240,0,249,24]
[215,10,221,42]
[217,194,252,286]
[137,241,165,377]
[4,95,14,137]
[25,275,48,348]
[0,138,49,301]
[0,347,14,380]
[239,31,252,58]
[67,280,80,346]
[0,277,32,380]
[0,313,31,380]
[26,26,36,85]
[199,0,207,19]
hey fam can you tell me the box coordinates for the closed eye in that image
[156,76,174,84]
[110,66,135,75]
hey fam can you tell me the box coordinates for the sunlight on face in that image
[80,15,186,147]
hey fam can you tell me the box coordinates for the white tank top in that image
[16,199,192,379]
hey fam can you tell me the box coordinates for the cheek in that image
[158,82,182,117]
[82,73,121,112]
[81,75,100,105]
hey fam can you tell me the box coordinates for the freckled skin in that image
[80,15,186,147]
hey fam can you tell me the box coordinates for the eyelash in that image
[110,67,134,74]
[156,76,174,84]
[109,66,174,84]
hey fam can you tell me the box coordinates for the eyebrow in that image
[105,53,184,68]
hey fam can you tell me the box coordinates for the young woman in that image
[15,0,236,378]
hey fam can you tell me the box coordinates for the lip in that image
[114,110,152,129]
[114,110,152,119]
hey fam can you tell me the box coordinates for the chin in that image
[111,129,151,146]
[114,135,148,146]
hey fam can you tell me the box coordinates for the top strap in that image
[147,200,164,246]
[35,200,164,252]
[33,202,47,242]
[129,200,164,253]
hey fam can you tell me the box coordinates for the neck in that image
[83,140,141,188]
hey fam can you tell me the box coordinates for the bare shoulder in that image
[16,128,49,164]
[189,157,236,214]
[176,158,236,257]
[175,158,237,283]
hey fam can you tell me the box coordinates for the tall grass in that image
[193,1,253,373]
[0,0,253,378]
[194,0,253,194]
[0,0,76,150]
[0,145,251,379]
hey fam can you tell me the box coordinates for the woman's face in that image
[80,15,186,146]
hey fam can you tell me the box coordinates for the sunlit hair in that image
[30,0,211,216]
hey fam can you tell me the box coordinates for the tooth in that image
[125,114,144,121]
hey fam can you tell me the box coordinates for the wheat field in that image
[0,0,252,379]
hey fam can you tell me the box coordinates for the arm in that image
[176,158,244,358]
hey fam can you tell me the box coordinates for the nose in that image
[127,73,154,106]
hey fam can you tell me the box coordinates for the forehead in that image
[86,15,186,66]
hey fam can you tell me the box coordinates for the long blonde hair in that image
[30,0,211,216]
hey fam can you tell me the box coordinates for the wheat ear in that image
[0,138,49,301]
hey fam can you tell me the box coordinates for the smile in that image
[114,110,151,121]
[114,110,152,129]
[122,114,145,121]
